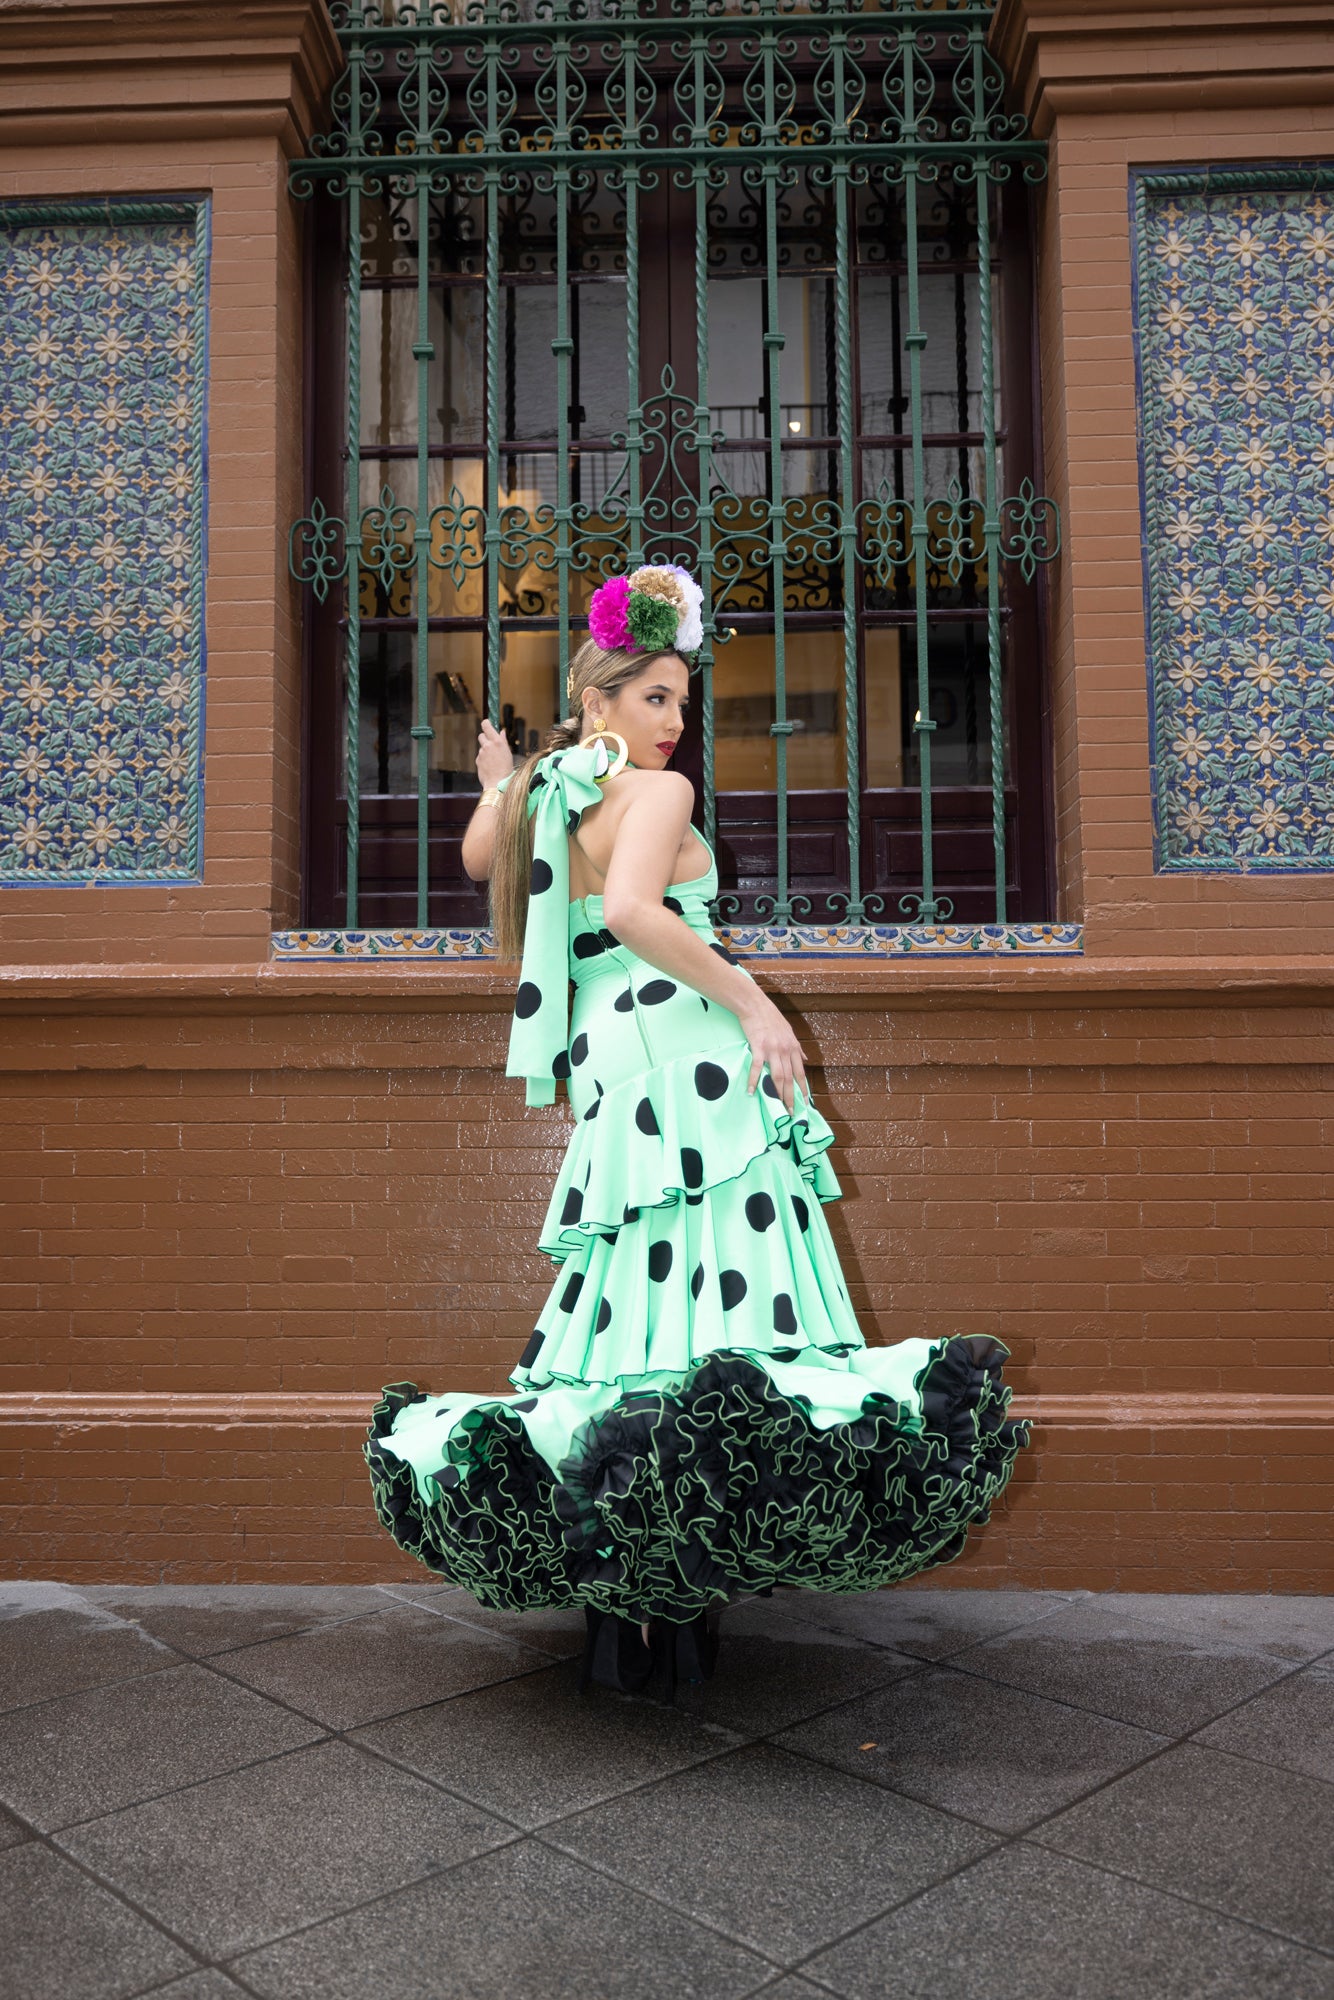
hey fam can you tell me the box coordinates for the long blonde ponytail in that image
[488,637,677,962]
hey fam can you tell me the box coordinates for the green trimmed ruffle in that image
[364,1339,1028,1619]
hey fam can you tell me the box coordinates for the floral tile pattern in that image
[1133,168,1334,873]
[0,200,209,886]
[269,922,1084,962]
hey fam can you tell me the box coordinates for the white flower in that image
[670,565,704,654]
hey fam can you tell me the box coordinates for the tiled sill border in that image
[270,922,1085,963]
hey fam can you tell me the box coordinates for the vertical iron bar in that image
[343,11,364,927]
[830,28,863,923]
[761,25,792,924]
[973,29,1005,921]
[902,28,939,923]
[624,31,643,571]
[552,11,573,684]
[411,58,434,925]
[692,36,716,853]
[483,31,501,727]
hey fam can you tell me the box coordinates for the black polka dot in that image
[690,1262,704,1300]
[761,1073,780,1100]
[560,1271,584,1312]
[573,932,606,960]
[791,1193,810,1233]
[560,1185,583,1226]
[680,1147,704,1190]
[710,941,736,963]
[623,1204,639,1223]
[719,1268,747,1310]
[640,980,677,1005]
[694,1061,728,1100]
[530,857,553,893]
[518,1328,544,1367]
[598,927,620,949]
[745,1192,776,1232]
[614,988,635,1012]
[663,895,684,915]
[600,1229,617,1244]
[648,1240,673,1282]
[515,981,541,1019]
[513,1396,537,1412]
[595,1297,613,1333]
[772,1346,800,1362]
[571,1031,589,1066]
[528,770,546,793]
[552,1050,570,1080]
[700,998,709,1010]
[635,1097,660,1137]
[772,1292,798,1337]
[686,1191,703,1206]
[583,1096,600,1121]
[566,809,580,832]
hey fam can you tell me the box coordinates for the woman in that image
[365,564,1027,1699]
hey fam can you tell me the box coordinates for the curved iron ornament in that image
[289,0,1060,935]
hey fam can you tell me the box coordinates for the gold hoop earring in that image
[589,714,629,780]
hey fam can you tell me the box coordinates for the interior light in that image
[787,419,802,433]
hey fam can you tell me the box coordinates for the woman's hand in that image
[734,984,811,1116]
[476,717,517,791]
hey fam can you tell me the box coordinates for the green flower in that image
[626,590,679,652]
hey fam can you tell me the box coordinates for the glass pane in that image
[858,270,983,437]
[361,287,484,450]
[350,628,561,796]
[898,622,996,788]
[864,627,905,788]
[708,276,832,439]
[572,281,629,438]
[712,630,846,791]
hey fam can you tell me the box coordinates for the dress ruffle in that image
[538,1041,840,1260]
[365,1340,1028,1620]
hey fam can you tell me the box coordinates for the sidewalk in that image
[2,1581,1332,1999]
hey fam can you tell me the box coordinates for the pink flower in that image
[589,573,634,651]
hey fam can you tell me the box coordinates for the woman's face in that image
[585,653,691,770]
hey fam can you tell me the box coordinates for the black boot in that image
[579,1607,654,1694]
[648,1610,720,1699]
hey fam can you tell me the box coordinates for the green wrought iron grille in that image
[289,0,1058,934]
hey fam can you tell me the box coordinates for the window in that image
[292,0,1059,933]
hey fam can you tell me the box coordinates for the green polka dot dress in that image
[365,743,1028,1619]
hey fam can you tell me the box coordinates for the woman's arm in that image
[461,718,520,881]
[600,773,811,1113]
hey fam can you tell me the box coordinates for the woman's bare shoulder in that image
[604,767,695,808]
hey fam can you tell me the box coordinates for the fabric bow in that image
[500,737,626,1107]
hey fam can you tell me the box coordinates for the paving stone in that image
[803,1841,1334,2000]
[0,1660,322,1831]
[672,1598,922,1736]
[745,1983,836,2000]
[0,1802,30,1850]
[1196,1656,1334,1782]
[215,1603,553,1731]
[0,1599,179,1714]
[1037,1742,1334,1955]
[775,1587,1080,1661]
[547,1742,993,1964]
[355,1658,744,1827]
[80,1585,389,1659]
[1088,1593,1334,1665]
[230,1836,768,2000]
[145,1978,253,2000]
[57,1738,511,1957]
[776,1665,1166,1832]
[953,1601,1290,1734]
[380,1583,585,1659]
[0,1842,194,2000]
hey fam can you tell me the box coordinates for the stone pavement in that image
[2,1583,1333,2000]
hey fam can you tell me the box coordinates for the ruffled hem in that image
[539,1041,841,1261]
[364,1339,1029,1620]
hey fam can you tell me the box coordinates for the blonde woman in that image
[365,565,1026,1699]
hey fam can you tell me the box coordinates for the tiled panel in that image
[269,921,1085,961]
[1133,167,1334,873]
[0,200,209,886]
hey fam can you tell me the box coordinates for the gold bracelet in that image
[477,787,501,808]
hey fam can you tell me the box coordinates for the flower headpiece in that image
[568,564,704,702]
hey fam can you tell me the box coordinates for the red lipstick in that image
[655,741,677,756]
